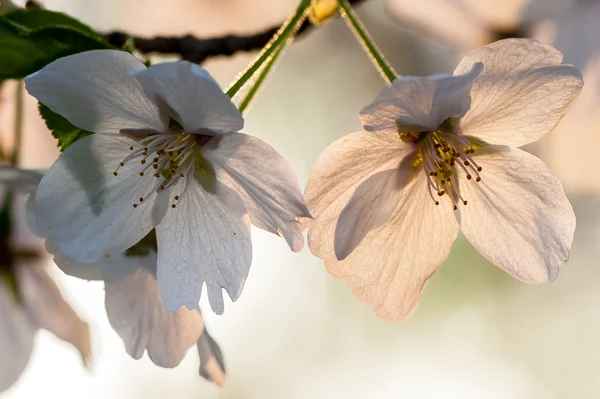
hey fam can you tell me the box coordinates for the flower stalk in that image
[226,0,312,99]
[236,9,308,113]
[337,0,397,84]
[12,80,23,166]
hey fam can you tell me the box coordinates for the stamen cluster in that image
[402,127,483,210]
[112,133,198,209]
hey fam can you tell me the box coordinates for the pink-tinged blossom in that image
[304,39,583,322]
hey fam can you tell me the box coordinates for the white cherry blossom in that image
[25,50,309,314]
[304,39,583,322]
[3,166,226,383]
[51,245,226,385]
[0,167,90,393]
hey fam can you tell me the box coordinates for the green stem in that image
[337,0,397,84]
[226,0,312,98]
[237,5,308,114]
[238,41,287,114]
[11,80,23,166]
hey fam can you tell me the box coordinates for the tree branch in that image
[106,0,368,64]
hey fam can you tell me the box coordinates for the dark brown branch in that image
[106,0,368,64]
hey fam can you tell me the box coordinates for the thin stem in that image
[237,10,308,114]
[238,41,288,114]
[226,0,312,98]
[337,0,397,84]
[11,81,23,166]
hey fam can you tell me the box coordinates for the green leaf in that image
[0,19,52,79]
[4,8,95,33]
[38,103,93,151]
[0,9,111,79]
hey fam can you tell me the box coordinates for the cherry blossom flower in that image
[51,246,227,386]
[24,50,309,314]
[2,166,226,384]
[0,168,90,393]
[386,0,600,194]
[0,262,92,393]
[304,39,583,322]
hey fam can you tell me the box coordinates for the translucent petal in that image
[197,328,226,387]
[156,175,252,314]
[456,39,583,147]
[359,63,482,134]
[18,264,91,367]
[25,50,166,134]
[305,131,411,259]
[104,253,204,368]
[459,146,575,282]
[334,161,415,260]
[326,174,459,322]
[203,133,308,252]
[131,62,243,133]
[0,280,34,393]
[35,134,167,263]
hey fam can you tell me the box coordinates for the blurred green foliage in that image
[0,9,110,79]
[0,8,116,151]
[38,103,93,151]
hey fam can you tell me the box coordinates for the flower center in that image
[112,132,202,209]
[400,120,483,210]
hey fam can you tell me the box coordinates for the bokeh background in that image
[1,0,600,397]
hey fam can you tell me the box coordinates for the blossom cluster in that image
[0,1,585,391]
[13,37,581,324]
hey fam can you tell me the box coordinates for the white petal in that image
[48,239,138,282]
[334,161,415,260]
[197,328,226,387]
[156,175,252,314]
[0,281,35,393]
[456,39,584,147]
[17,264,91,367]
[326,174,459,322]
[0,167,43,194]
[304,131,411,260]
[359,63,482,134]
[202,133,308,252]
[131,62,243,133]
[25,193,42,238]
[25,50,166,134]
[104,253,204,368]
[459,146,575,283]
[35,134,167,263]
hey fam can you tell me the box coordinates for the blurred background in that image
[1,0,600,397]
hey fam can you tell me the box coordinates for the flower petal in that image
[326,173,459,322]
[456,38,584,147]
[202,133,308,252]
[0,281,35,393]
[25,50,166,134]
[48,239,138,282]
[334,160,415,260]
[35,134,167,263]
[197,327,226,387]
[131,62,243,133]
[156,174,252,314]
[104,252,204,368]
[304,131,411,259]
[459,146,575,283]
[18,264,91,367]
[359,63,482,134]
